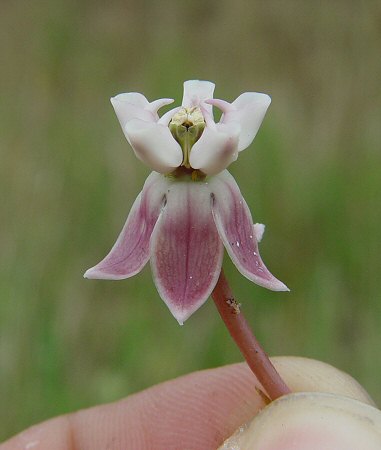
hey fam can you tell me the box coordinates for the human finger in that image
[1,357,374,450]
[220,391,381,449]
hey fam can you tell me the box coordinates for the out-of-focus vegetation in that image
[1,0,380,440]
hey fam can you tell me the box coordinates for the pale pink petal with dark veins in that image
[210,171,289,292]
[84,173,170,280]
[150,181,224,324]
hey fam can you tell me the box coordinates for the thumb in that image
[220,392,381,450]
[220,357,381,449]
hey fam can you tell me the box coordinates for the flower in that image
[84,80,288,324]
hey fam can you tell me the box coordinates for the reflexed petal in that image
[182,80,215,115]
[150,181,224,324]
[189,123,240,175]
[125,119,183,173]
[84,173,170,280]
[210,171,289,291]
[210,93,271,151]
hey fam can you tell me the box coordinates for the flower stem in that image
[211,270,291,401]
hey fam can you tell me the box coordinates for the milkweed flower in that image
[84,80,288,324]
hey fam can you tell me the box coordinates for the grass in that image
[1,0,380,441]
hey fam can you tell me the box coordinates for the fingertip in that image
[272,356,375,406]
[220,392,381,450]
[0,417,71,450]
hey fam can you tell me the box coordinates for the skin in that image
[1,356,379,450]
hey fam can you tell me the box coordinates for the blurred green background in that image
[1,0,380,441]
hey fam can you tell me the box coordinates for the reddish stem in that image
[211,270,291,401]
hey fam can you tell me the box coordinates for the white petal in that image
[112,92,148,107]
[205,98,232,114]
[182,80,215,115]
[111,93,153,128]
[146,98,174,115]
[111,94,174,129]
[210,93,271,152]
[125,119,183,173]
[231,92,271,151]
[189,122,240,175]
[199,103,217,130]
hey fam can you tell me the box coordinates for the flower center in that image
[169,107,205,169]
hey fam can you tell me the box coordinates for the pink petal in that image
[182,80,215,115]
[189,123,240,175]
[84,173,170,280]
[124,119,183,173]
[150,181,224,324]
[210,171,289,291]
